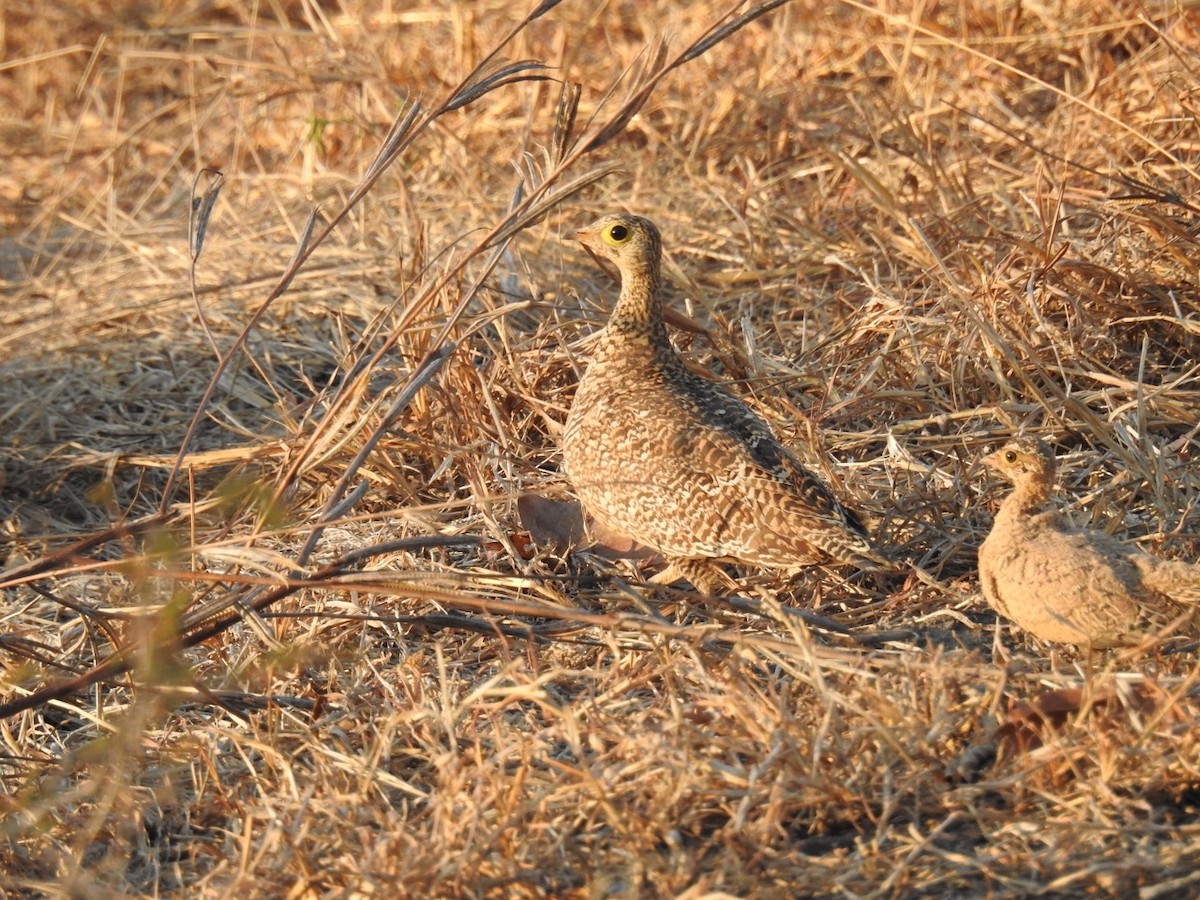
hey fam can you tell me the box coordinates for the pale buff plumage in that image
[561,213,889,595]
[978,438,1200,648]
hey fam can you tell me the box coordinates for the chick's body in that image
[562,213,885,593]
[978,438,1200,647]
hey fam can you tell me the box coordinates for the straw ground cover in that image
[2,0,1200,894]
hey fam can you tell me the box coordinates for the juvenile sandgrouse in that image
[561,213,889,595]
[978,438,1200,648]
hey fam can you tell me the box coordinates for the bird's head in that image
[982,437,1057,487]
[575,213,661,272]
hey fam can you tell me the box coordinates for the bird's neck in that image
[998,479,1051,520]
[605,261,669,345]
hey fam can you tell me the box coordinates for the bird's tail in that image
[1138,557,1200,604]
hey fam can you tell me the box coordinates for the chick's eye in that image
[1004,450,1017,463]
[607,224,630,243]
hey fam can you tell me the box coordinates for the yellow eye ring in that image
[603,223,631,245]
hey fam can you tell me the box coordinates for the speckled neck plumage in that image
[602,227,670,349]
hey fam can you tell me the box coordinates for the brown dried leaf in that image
[517,494,586,553]
[516,495,658,561]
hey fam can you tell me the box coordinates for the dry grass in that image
[2,0,1200,895]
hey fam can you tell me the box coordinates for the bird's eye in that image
[1004,450,1017,463]
[604,223,631,244]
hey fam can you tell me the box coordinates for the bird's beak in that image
[575,232,617,284]
[980,451,1001,472]
[574,227,597,256]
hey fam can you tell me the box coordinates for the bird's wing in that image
[666,374,882,566]
[1050,523,1200,605]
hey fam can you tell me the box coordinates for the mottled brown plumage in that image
[561,213,888,594]
[978,438,1200,648]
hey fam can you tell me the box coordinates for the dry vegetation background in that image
[2,0,1200,895]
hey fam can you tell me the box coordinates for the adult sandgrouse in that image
[561,213,888,595]
[978,438,1200,648]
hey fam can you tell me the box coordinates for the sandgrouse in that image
[561,213,889,595]
[978,438,1200,648]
